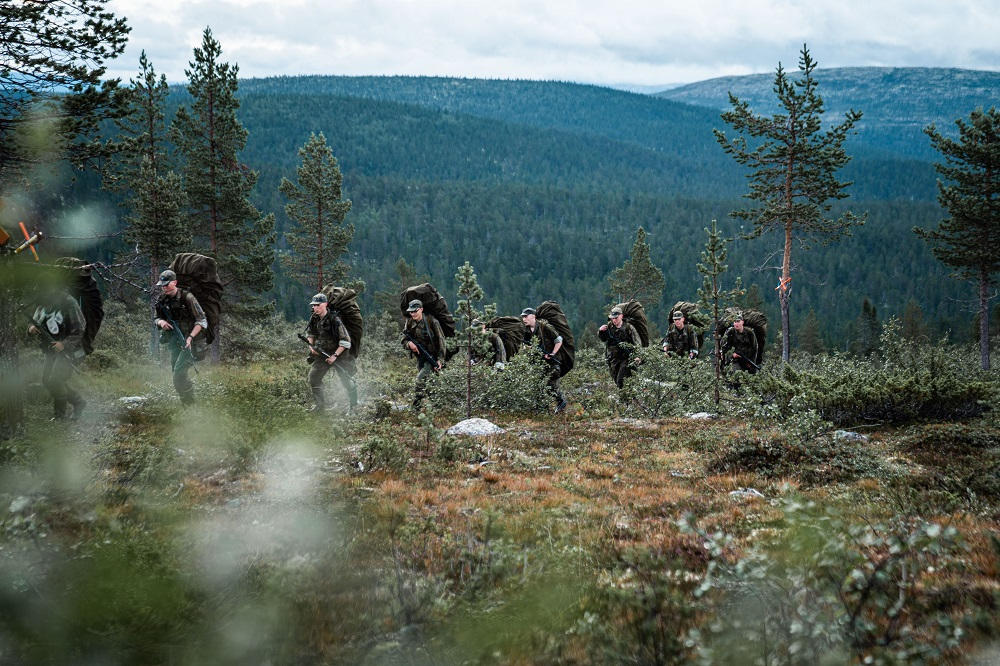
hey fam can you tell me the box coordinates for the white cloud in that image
[106,0,1000,86]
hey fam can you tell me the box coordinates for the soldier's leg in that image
[170,343,196,405]
[548,368,567,412]
[413,360,432,409]
[42,355,68,418]
[307,360,332,412]
[333,358,358,410]
[614,360,631,389]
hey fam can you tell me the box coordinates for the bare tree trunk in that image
[780,224,793,363]
[149,262,160,359]
[980,269,991,371]
[466,328,472,419]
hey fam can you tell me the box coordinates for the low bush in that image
[742,320,997,426]
[425,350,554,416]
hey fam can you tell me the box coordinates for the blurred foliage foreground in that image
[1,308,999,665]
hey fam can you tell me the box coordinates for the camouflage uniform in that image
[307,309,357,411]
[662,324,698,358]
[155,288,207,404]
[599,320,641,388]
[402,311,446,408]
[31,291,86,419]
[524,317,566,409]
[720,325,759,373]
[472,329,507,368]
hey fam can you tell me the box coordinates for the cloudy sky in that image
[106,0,999,88]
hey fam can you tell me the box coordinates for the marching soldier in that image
[401,299,445,409]
[521,307,567,413]
[304,293,358,413]
[663,310,699,359]
[28,288,86,420]
[153,269,206,405]
[720,312,759,374]
[599,305,642,388]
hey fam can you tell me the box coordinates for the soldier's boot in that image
[51,398,68,421]
[179,390,196,406]
[309,386,327,413]
[554,391,568,414]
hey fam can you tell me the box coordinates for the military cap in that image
[520,307,536,317]
[672,311,684,320]
[406,299,423,312]
[733,311,744,321]
[471,318,484,327]
[309,293,328,306]
[608,307,623,318]
[156,269,177,286]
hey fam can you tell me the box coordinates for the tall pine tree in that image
[110,52,190,356]
[172,27,275,358]
[917,107,1000,370]
[279,132,353,292]
[715,45,864,363]
[607,226,665,313]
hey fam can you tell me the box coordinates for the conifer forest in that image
[1,3,999,664]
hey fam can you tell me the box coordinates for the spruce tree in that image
[852,299,880,357]
[917,107,1000,370]
[797,308,825,354]
[697,220,744,405]
[279,132,353,292]
[607,227,666,312]
[715,44,865,363]
[110,52,190,356]
[172,27,275,358]
[455,261,487,419]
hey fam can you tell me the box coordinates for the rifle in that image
[155,302,200,371]
[727,352,760,371]
[403,330,440,371]
[297,333,332,363]
[32,323,83,371]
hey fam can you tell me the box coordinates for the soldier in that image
[521,307,567,413]
[28,288,86,420]
[663,310,699,359]
[720,312,759,374]
[472,319,507,369]
[153,269,206,405]
[401,299,445,409]
[598,305,642,388]
[305,293,357,413]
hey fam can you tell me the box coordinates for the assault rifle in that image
[297,333,332,363]
[155,303,200,372]
[403,330,440,371]
[32,323,83,371]
[724,351,760,372]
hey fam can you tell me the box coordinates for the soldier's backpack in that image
[670,300,708,349]
[716,307,768,366]
[400,283,456,337]
[485,315,525,360]
[321,285,363,358]
[615,300,650,347]
[169,253,223,345]
[535,300,575,376]
[54,257,104,355]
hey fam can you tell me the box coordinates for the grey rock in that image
[729,487,766,500]
[833,430,869,442]
[446,418,505,436]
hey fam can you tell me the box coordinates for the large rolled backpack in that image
[669,300,708,349]
[169,253,223,345]
[534,300,575,377]
[321,285,363,358]
[54,257,104,355]
[399,283,456,338]
[716,307,767,366]
[615,299,651,347]
[485,315,525,359]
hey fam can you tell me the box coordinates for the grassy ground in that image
[1,333,998,664]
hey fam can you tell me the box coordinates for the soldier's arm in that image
[331,318,352,360]
[185,292,208,339]
[629,324,641,347]
[493,334,507,364]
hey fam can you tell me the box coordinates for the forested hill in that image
[657,67,1000,161]
[146,70,997,343]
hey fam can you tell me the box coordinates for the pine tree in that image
[110,52,190,356]
[852,299,880,357]
[279,132,353,292]
[697,219,744,405]
[901,299,930,342]
[797,308,825,354]
[455,261,487,419]
[172,27,275,358]
[917,107,1000,370]
[0,0,129,177]
[715,44,865,363]
[607,227,666,312]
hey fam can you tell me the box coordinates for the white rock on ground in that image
[446,418,505,436]
[833,430,869,442]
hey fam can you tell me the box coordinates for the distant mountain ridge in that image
[656,67,1000,160]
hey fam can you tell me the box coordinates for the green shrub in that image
[425,350,553,415]
[742,319,997,426]
[622,347,717,418]
[357,434,409,472]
